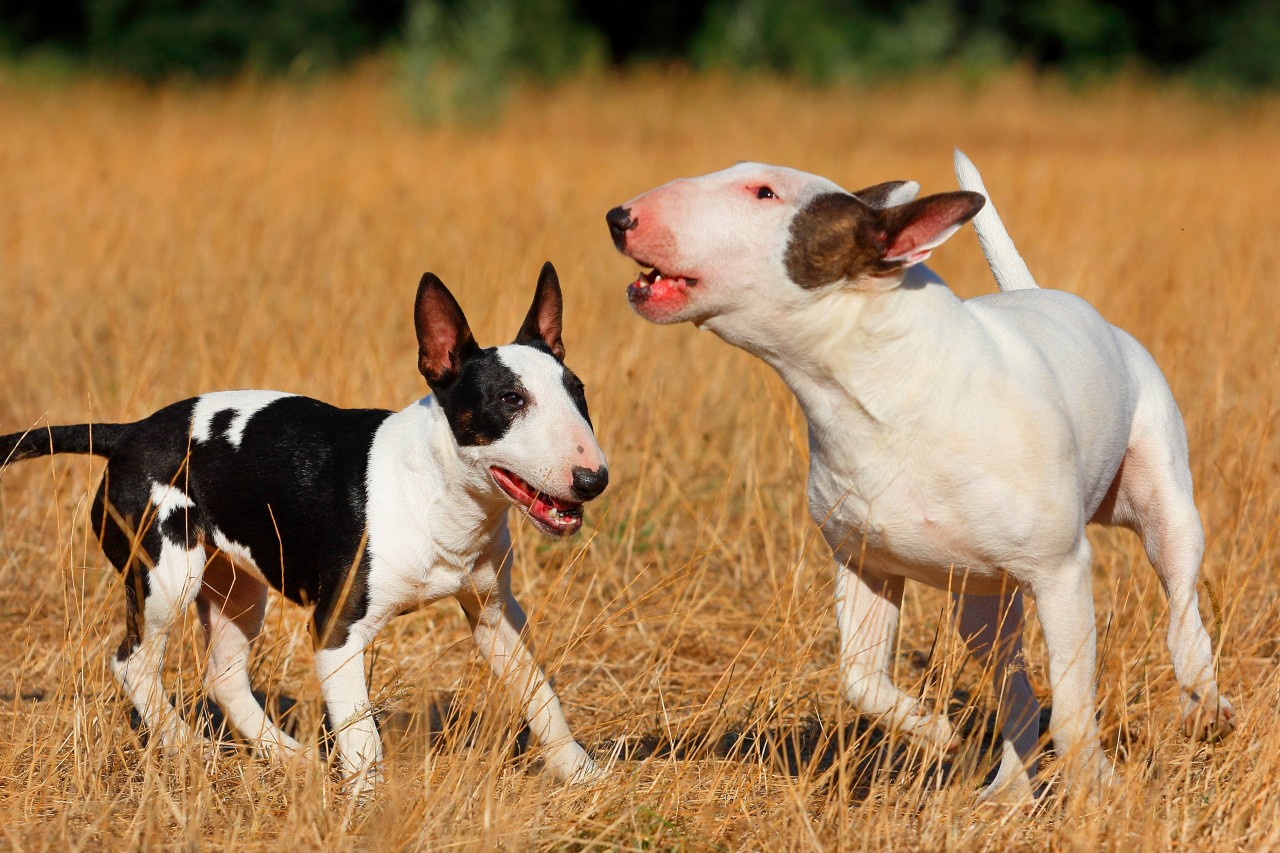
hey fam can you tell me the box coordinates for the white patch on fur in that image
[149,481,194,522]
[211,528,255,565]
[191,390,295,447]
[490,345,604,498]
[210,527,269,582]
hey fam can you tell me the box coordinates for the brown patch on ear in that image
[785,193,903,289]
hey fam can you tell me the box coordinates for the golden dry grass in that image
[1,66,1278,851]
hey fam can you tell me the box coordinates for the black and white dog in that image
[0,262,608,793]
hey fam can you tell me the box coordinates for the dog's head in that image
[414,262,607,536]
[606,162,983,333]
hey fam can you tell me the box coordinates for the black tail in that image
[1,423,133,467]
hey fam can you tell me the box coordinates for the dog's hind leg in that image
[197,553,307,759]
[100,514,208,750]
[835,567,959,754]
[954,589,1040,802]
[1104,396,1234,741]
[1029,538,1116,793]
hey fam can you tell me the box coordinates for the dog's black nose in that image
[606,206,636,250]
[571,465,609,501]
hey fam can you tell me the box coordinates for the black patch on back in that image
[89,395,391,651]
[432,347,526,447]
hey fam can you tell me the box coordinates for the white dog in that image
[605,151,1233,800]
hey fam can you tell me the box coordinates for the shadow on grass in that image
[84,686,1063,797]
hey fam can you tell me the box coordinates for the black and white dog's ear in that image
[415,273,479,387]
[852,180,921,209]
[515,261,565,361]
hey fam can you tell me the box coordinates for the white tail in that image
[953,148,1039,291]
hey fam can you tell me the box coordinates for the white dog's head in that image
[606,162,983,338]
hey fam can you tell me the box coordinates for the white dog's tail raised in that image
[953,148,1039,291]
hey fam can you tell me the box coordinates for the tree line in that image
[2,0,1276,93]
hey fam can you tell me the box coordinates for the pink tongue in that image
[530,496,578,530]
[635,275,687,305]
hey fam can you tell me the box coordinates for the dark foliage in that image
[1,0,1277,90]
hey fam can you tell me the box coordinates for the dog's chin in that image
[627,271,706,325]
[489,467,583,537]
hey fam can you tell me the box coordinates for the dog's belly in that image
[805,455,1076,593]
[813,506,1016,594]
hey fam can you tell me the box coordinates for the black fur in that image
[431,348,527,447]
[561,366,592,428]
[52,395,390,653]
[0,422,132,464]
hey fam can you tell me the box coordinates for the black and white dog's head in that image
[415,262,607,536]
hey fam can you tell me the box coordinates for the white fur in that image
[614,157,1233,801]
[953,148,1039,291]
[149,481,194,522]
[191,390,295,447]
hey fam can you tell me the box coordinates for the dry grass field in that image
[1,66,1278,851]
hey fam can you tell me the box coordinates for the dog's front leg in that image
[314,633,384,796]
[459,584,599,784]
[835,566,959,754]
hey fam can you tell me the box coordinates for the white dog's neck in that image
[711,265,969,445]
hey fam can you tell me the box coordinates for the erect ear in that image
[876,191,985,267]
[514,261,565,361]
[852,180,920,209]
[414,272,479,388]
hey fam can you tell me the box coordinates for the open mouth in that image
[628,262,699,305]
[490,467,583,536]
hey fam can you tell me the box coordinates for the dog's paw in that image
[569,758,606,785]
[903,713,960,756]
[974,744,1037,806]
[340,767,384,802]
[1182,692,1236,741]
[546,743,603,785]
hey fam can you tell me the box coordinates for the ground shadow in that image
[74,686,1066,797]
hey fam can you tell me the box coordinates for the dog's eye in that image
[755,186,777,200]
[501,392,526,408]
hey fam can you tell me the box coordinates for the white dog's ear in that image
[852,180,920,209]
[515,261,566,361]
[415,272,480,388]
[879,191,985,267]
[786,190,983,290]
